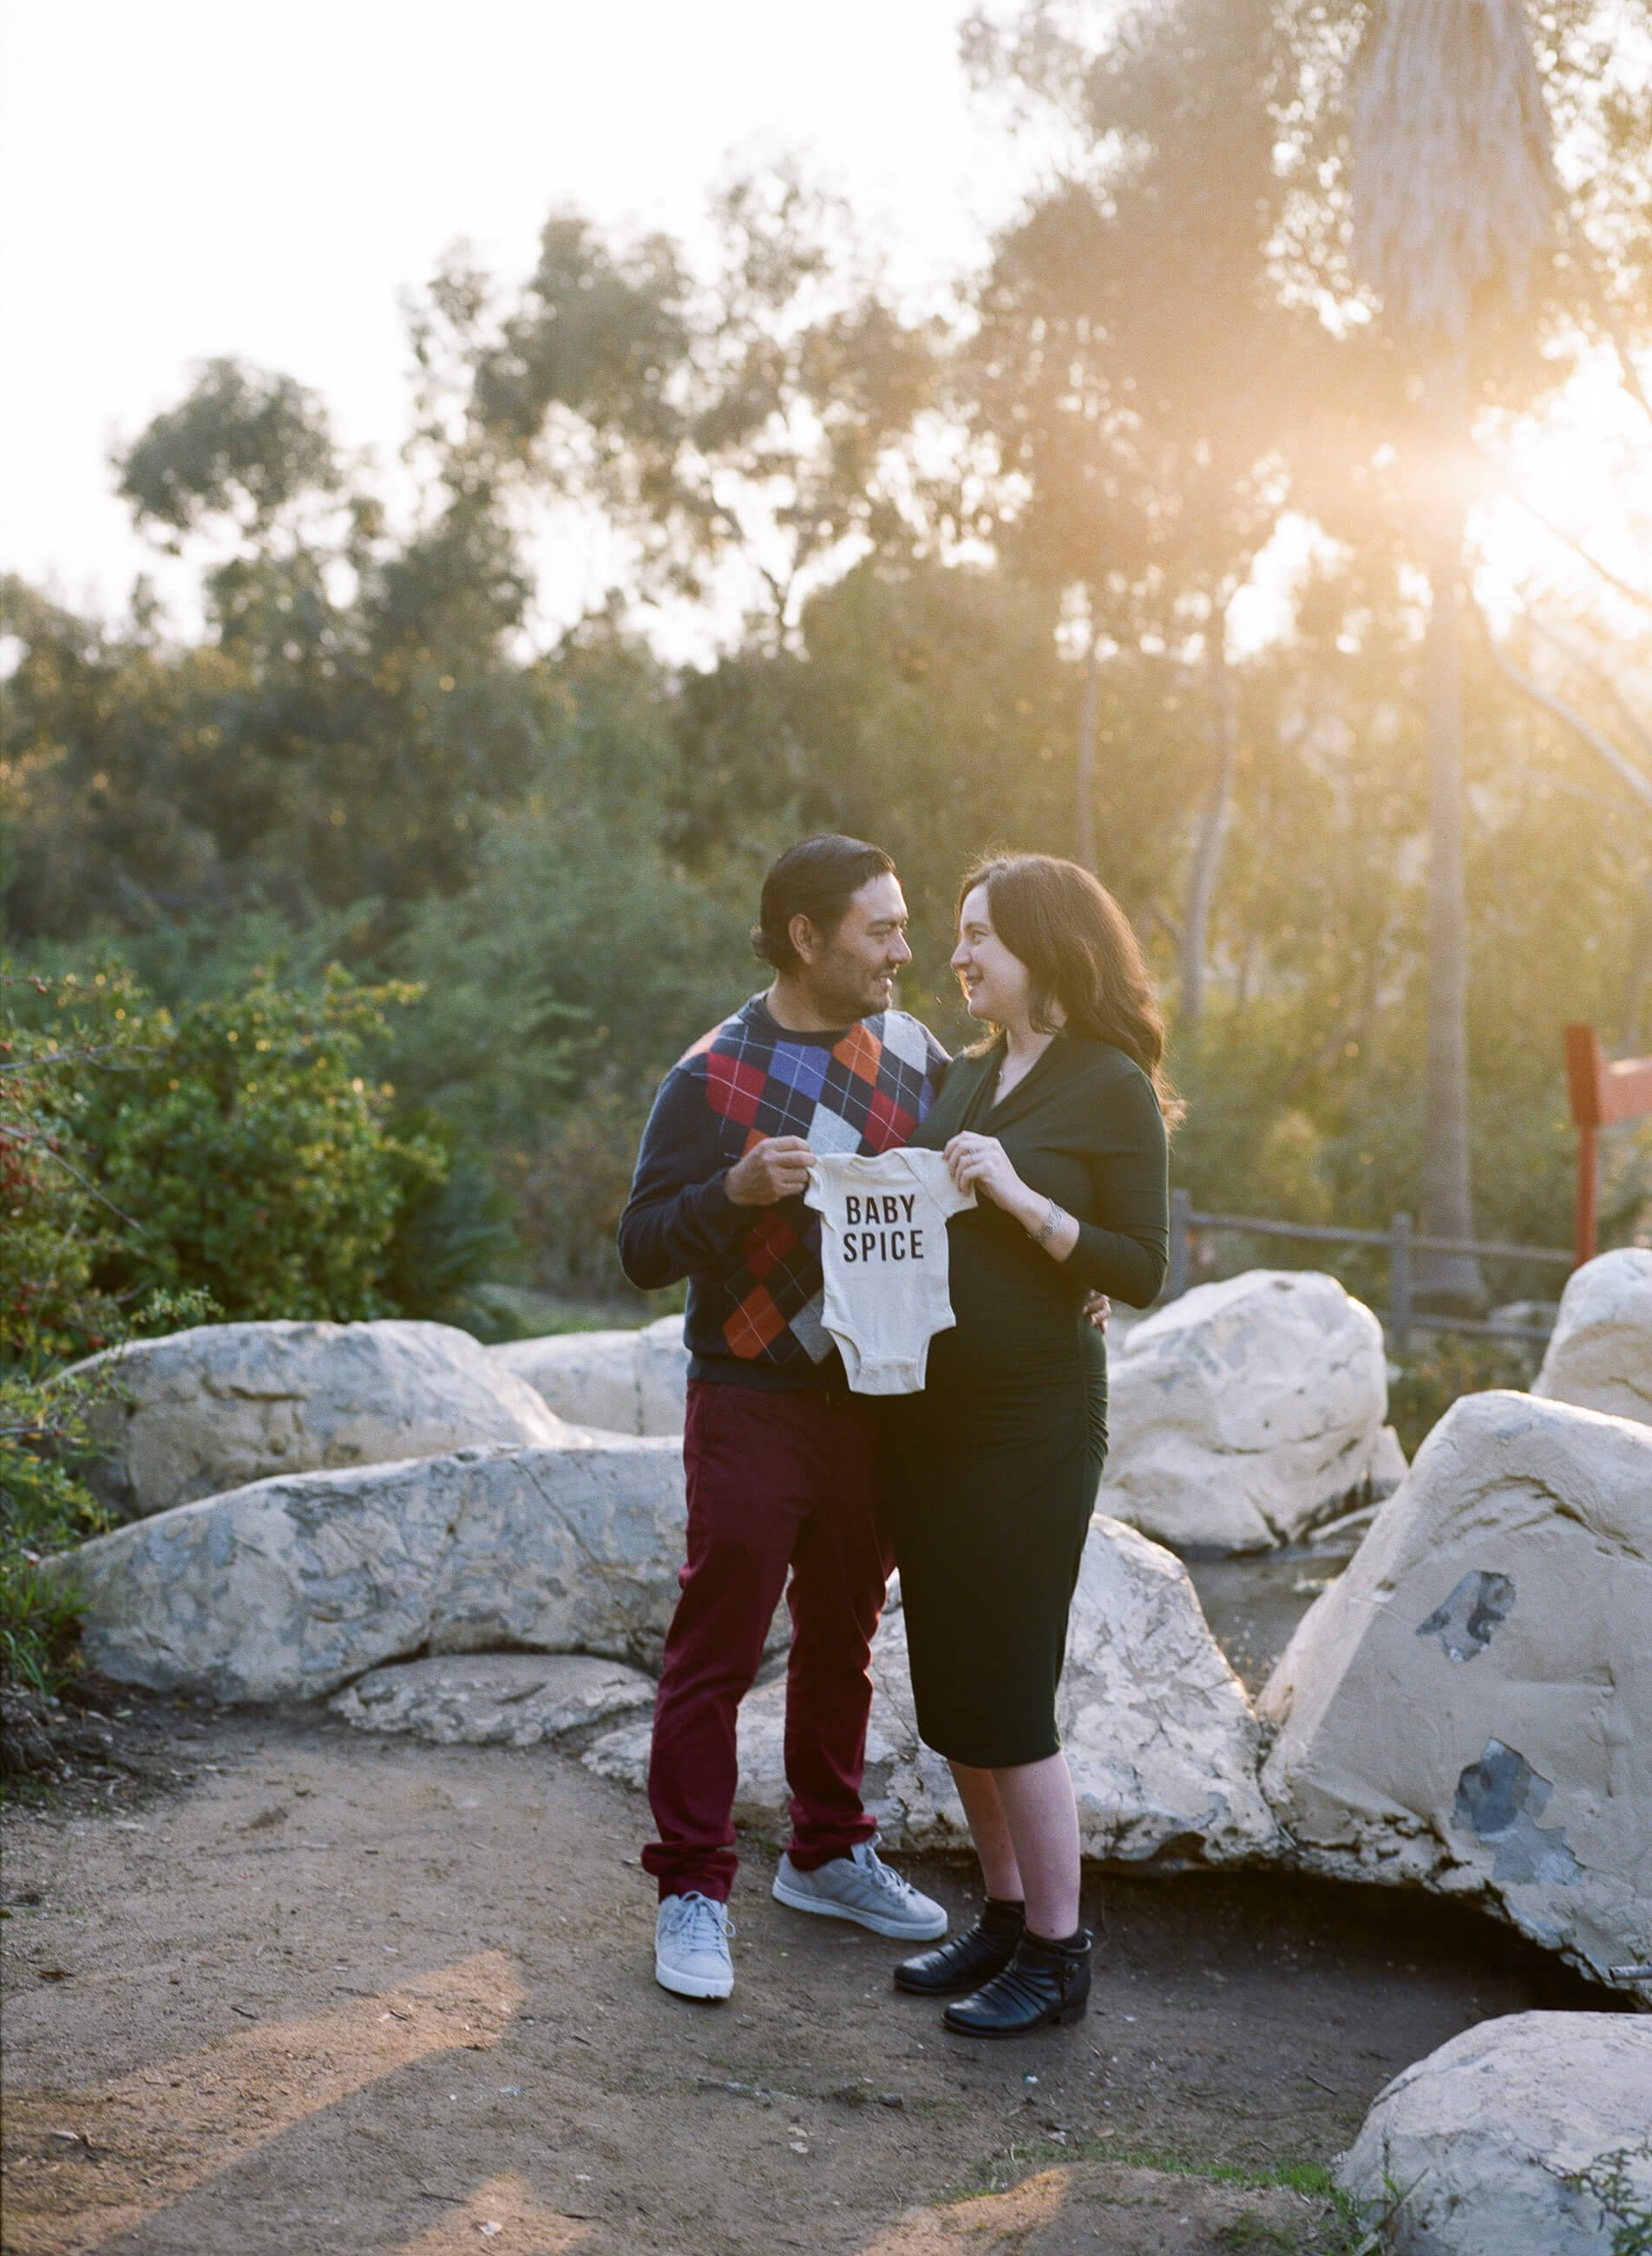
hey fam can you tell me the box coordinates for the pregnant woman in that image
[882,853,1175,2036]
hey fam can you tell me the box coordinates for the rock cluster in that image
[583,1516,1279,1869]
[502,1275,1405,1556]
[1097,1269,1393,1551]
[50,1260,1652,2006]
[68,1319,575,1518]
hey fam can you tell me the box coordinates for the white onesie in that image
[803,1149,976,1394]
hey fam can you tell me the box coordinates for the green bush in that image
[32,963,448,1323]
[1,968,135,1363]
[1,959,505,1699]
[375,1109,515,1323]
[0,1409,110,1695]
[0,1285,219,1697]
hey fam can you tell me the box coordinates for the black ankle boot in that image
[893,1899,1025,1997]
[941,1926,1092,2036]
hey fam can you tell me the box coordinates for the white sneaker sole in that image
[770,1871,948,1942]
[654,1954,733,2001]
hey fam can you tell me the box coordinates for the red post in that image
[1564,1024,1652,1268]
[1565,1026,1603,1267]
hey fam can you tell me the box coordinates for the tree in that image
[1343,0,1558,1304]
[958,0,1317,1024]
[469,170,938,647]
[115,357,343,552]
[87,344,557,924]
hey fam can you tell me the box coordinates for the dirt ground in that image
[1,1694,1619,2256]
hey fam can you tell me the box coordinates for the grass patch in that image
[960,2135,1373,2254]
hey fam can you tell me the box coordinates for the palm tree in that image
[1348,0,1555,1305]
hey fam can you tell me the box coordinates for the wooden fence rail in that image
[1165,1190,1575,1356]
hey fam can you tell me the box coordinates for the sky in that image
[4,2,1648,661]
[0,0,1039,633]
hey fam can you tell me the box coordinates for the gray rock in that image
[330,1652,656,1747]
[1260,1390,1652,1993]
[1098,1270,1391,1553]
[1368,1423,1410,1498]
[586,1514,1278,1868]
[1534,1248,1652,1426]
[67,1320,576,1518]
[1060,1516,1281,1865]
[1338,2011,1652,2253]
[52,1438,688,1702]
[491,1315,687,1436]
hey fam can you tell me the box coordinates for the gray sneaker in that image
[655,1892,735,2000]
[771,1838,947,1941]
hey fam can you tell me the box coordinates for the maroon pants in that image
[641,1379,890,1902]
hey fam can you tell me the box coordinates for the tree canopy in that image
[4,0,1649,1312]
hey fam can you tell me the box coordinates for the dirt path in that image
[1,1698,1611,2256]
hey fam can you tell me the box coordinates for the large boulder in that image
[1261,1391,1652,1993]
[68,1320,576,1518]
[1098,1270,1390,1552]
[1535,1248,1652,1426]
[1338,2012,1652,2255]
[491,1315,687,1436]
[330,1652,656,1747]
[586,1515,1279,1868]
[52,1438,687,1702]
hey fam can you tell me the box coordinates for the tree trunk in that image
[1076,606,1100,873]
[1417,516,1487,1308]
[1179,612,1238,1030]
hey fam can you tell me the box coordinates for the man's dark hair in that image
[752,835,898,971]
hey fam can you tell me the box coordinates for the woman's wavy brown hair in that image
[959,853,1183,1128]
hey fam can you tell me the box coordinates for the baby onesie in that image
[803,1149,976,1394]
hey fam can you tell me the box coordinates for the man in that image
[618,834,950,2000]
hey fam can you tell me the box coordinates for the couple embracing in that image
[618,835,1174,2037]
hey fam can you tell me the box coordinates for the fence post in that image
[1389,1210,1413,1360]
[1168,1187,1192,1302]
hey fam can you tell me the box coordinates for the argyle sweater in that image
[618,995,949,1392]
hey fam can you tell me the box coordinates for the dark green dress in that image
[882,1031,1169,1768]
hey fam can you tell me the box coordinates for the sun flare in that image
[1471,352,1652,626]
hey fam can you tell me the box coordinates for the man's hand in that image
[1084,1292,1111,1333]
[725,1136,816,1207]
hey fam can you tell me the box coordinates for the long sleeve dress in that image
[880,1029,1169,1768]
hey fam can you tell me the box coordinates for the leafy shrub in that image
[1,959,503,1702]
[0,1278,220,1698]
[375,1110,515,1323]
[25,963,447,1323]
[0,1421,109,1694]
[1,968,138,1362]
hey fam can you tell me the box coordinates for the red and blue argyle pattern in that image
[678,1002,946,1364]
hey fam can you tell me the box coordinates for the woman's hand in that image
[947,1131,1083,1264]
[944,1132,1036,1224]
